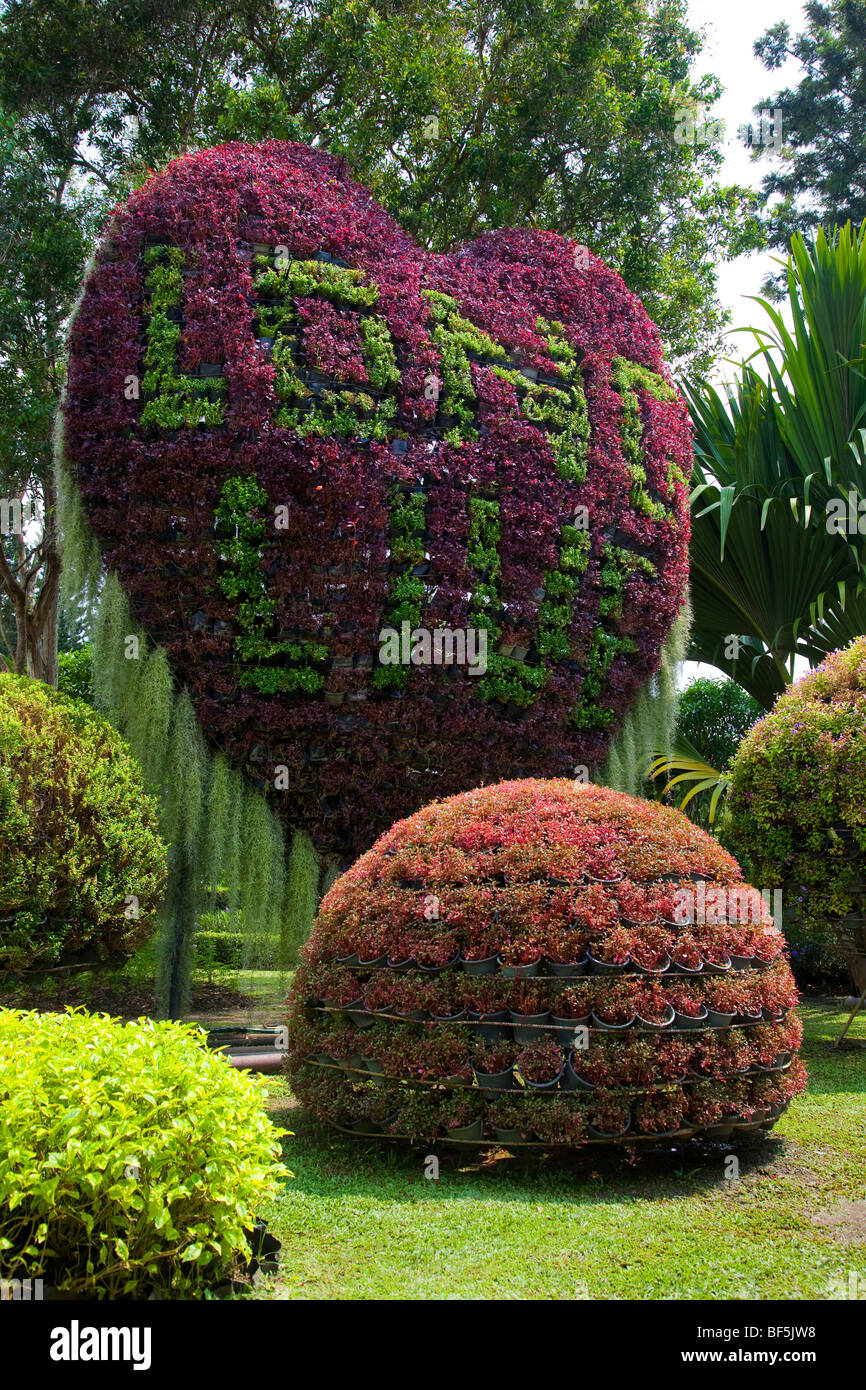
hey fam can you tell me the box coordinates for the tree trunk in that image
[0,476,61,687]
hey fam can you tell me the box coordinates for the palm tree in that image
[685,222,866,707]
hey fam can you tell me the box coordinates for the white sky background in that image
[687,0,807,365]
[682,1,808,685]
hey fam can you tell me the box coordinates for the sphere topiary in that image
[0,1008,288,1297]
[726,636,866,989]
[0,673,167,975]
[63,140,691,858]
[287,779,805,1147]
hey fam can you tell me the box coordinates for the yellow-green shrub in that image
[0,1008,289,1297]
[0,673,167,971]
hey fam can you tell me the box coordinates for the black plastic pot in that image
[737,1008,763,1026]
[672,1005,709,1031]
[446,1115,484,1142]
[418,954,460,975]
[587,952,629,976]
[473,1010,510,1044]
[591,1010,636,1033]
[362,1058,388,1087]
[667,958,704,978]
[701,958,732,977]
[499,956,542,979]
[351,1112,398,1136]
[494,1126,526,1145]
[518,1067,563,1093]
[434,1008,468,1024]
[705,1008,736,1030]
[635,1004,676,1031]
[632,955,672,978]
[510,1009,552,1043]
[563,1052,595,1091]
[357,954,387,970]
[729,954,754,972]
[545,956,589,977]
[550,1013,591,1042]
[472,1065,515,1100]
[394,1009,427,1035]
[386,956,415,972]
[344,1001,376,1029]
[458,954,499,976]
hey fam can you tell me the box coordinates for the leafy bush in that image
[57,645,93,705]
[0,673,167,973]
[677,678,763,776]
[0,1008,288,1297]
[288,778,804,1148]
[726,636,866,979]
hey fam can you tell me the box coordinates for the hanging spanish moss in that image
[599,596,692,795]
[283,830,320,968]
[55,445,320,1015]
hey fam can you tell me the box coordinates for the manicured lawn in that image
[255,1001,866,1300]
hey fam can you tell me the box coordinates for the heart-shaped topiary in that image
[64,141,692,857]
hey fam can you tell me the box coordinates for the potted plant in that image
[471,1039,516,1098]
[668,932,704,976]
[563,1049,595,1091]
[498,940,543,978]
[544,945,589,977]
[635,1090,685,1137]
[667,984,709,1032]
[634,983,675,1030]
[442,1095,484,1143]
[515,1038,564,1090]
[591,978,637,1031]
[630,924,671,977]
[488,1096,534,1144]
[586,1097,632,1139]
[509,1007,553,1044]
[587,924,632,975]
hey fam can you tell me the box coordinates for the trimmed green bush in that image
[0,673,167,973]
[725,637,866,980]
[0,1008,289,1297]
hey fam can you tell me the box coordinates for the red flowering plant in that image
[529,1095,586,1145]
[636,1089,685,1134]
[288,779,803,1147]
[591,924,632,964]
[665,981,706,1017]
[515,1038,564,1084]
[591,977,637,1024]
[471,1039,516,1074]
[669,933,704,970]
[629,924,671,970]
[587,1096,632,1134]
[65,142,692,861]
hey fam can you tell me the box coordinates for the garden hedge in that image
[0,1008,287,1297]
[287,779,805,1147]
[726,636,866,988]
[0,673,167,975]
[63,140,691,857]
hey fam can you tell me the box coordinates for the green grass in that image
[254,1001,866,1300]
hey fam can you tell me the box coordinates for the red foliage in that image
[288,780,804,1145]
[64,141,691,856]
